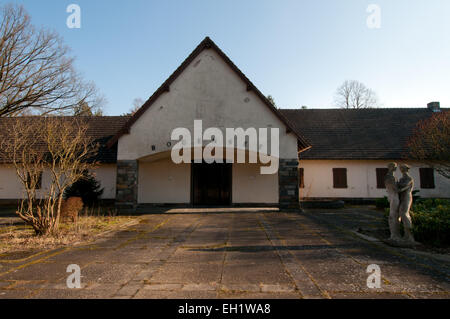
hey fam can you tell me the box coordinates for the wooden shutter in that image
[333,168,347,188]
[376,168,388,189]
[298,168,304,188]
[419,168,435,189]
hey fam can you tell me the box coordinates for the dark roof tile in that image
[0,116,130,164]
[280,108,448,160]
[2,108,446,163]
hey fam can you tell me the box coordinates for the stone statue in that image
[397,164,416,243]
[384,162,401,241]
[384,163,417,246]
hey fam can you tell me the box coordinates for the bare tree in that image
[334,80,379,109]
[0,4,102,117]
[0,117,99,235]
[407,111,450,179]
[127,98,144,115]
[73,100,104,116]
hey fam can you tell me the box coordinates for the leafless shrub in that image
[60,197,83,223]
[0,117,99,235]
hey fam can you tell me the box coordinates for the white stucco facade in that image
[138,159,191,204]
[117,49,298,162]
[232,162,278,203]
[91,164,117,199]
[137,157,278,204]
[0,165,29,200]
[0,164,117,200]
[113,46,299,206]
[2,159,448,202]
[300,160,450,199]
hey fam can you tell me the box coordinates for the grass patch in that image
[0,207,136,255]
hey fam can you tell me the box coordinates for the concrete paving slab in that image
[218,291,301,299]
[31,288,115,299]
[142,283,183,290]
[222,262,292,285]
[329,292,410,299]
[167,249,225,264]
[411,292,450,299]
[149,262,222,284]
[181,283,218,291]
[0,262,68,282]
[81,263,145,285]
[134,290,218,299]
[0,209,448,299]
[114,283,143,297]
[0,289,33,298]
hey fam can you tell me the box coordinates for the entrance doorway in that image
[192,161,232,206]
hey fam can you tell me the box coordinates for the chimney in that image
[427,101,441,112]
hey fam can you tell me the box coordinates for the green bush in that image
[64,173,104,207]
[376,197,389,209]
[383,198,450,247]
[410,199,450,247]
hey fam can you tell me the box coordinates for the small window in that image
[376,168,388,189]
[419,168,435,189]
[333,168,347,188]
[26,172,43,190]
[298,168,304,188]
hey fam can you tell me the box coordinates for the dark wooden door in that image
[192,162,232,206]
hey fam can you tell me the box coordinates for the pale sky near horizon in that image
[9,0,450,115]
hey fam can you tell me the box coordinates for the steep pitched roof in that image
[106,37,310,150]
[0,116,130,164]
[280,108,447,160]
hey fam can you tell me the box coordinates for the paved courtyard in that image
[0,208,449,299]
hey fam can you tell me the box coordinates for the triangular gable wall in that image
[111,37,309,160]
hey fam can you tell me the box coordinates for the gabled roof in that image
[107,37,310,150]
[0,116,130,164]
[280,108,448,160]
[1,108,444,163]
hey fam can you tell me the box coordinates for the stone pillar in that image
[116,160,138,212]
[278,158,299,209]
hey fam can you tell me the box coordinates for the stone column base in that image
[115,160,138,212]
[279,158,299,210]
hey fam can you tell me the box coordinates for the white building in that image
[282,108,450,201]
[0,38,448,209]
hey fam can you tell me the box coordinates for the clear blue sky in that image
[11,0,450,115]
